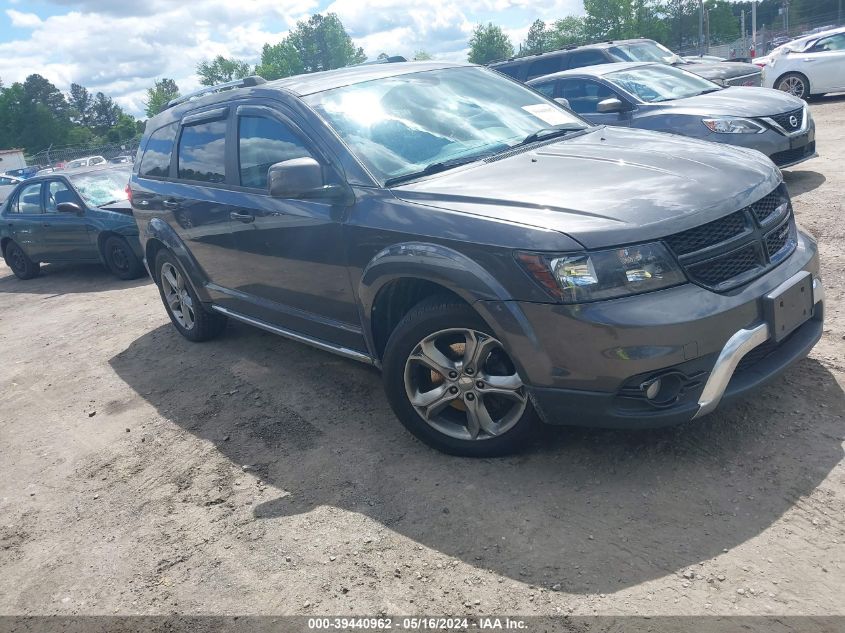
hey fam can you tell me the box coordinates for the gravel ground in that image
[0,97,843,621]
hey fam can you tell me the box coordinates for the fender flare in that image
[357,242,543,373]
[143,218,211,302]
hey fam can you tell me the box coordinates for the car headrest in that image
[53,189,76,204]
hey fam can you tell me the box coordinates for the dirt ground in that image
[1,98,843,623]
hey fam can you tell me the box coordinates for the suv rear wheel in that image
[4,241,40,280]
[155,249,227,342]
[382,296,539,456]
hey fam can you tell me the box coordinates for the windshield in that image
[305,66,588,185]
[607,64,719,103]
[609,41,684,65]
[68,168,131,207]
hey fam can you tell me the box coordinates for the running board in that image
[210,305,375,365]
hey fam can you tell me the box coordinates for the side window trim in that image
[182,106,229,126]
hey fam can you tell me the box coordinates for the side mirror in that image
[56,201,83,215]
[596,97,625,114]
[554,97,571,109]
[267,157,325,198]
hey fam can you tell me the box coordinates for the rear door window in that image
[238,115,314,189]
[525,56,563,80]
[13,182,43,215]
[177,119,227,183]
[565,50,609,69]
[139,123,178,178]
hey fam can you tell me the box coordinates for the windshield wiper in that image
[515,124,587,148]
[384,154,491,187]
[97,199,124,207]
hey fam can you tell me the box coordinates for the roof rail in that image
[165,75,267,110]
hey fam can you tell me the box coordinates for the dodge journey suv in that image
[130,63,823,456]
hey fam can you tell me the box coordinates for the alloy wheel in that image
[160,262,195,330]
[403,328,527,441]
[779,76,805,98]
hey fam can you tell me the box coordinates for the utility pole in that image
[741,10,747,59]
[782,0,790,34]
[699,0,705,56]
[751,1,757,58]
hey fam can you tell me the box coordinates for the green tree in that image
[467,23,514,64]
[547,15,587,48]
[91,92,121,135]
[144,78,180,118]
[255,40,303,80]
[197,55,252,86]
[413,50,433,60]
[68,83,93,126]
[520,19,550,56]
[256,13,365,79]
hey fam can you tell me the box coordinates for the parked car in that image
[528,62,816,168]
[4,166,39,180]
[490,38,762,87]
[130,65,823,456]
[64,155,107,169]
[757,27,845,99]
[108,155,134,164]
[0,164,143,280]
[682,54,726,63]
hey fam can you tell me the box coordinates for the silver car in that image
[528,61,816,168]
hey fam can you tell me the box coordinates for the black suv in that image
[490,38,762,86]
[130,63,823,456]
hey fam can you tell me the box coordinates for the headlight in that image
[516,242,686,303]
[702,117,766,134]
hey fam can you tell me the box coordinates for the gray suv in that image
[129,63,823,456]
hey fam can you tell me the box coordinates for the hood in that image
[391,126,781,250]
[655,86,805,117]
[679,60,760,81]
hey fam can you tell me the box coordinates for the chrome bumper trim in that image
[693,273,824,419]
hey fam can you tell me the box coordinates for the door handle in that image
[163,199,181,210]
[230,211,255,223]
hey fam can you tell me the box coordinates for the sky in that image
[0,0,585,118]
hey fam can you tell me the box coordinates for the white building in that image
[0,148,27,172]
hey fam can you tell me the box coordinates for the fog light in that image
[643,378,661,400]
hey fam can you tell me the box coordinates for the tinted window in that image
[45,181,76,213]
[532,82,556,97]
[559,79,617,114]
[238,116,313,189]
[140,123,178,178]
[493,64,519,79]
[525,56,562,80]
[566,50,609,69]
[13,182,42,214]
[178,119,226,183]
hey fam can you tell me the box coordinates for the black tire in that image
[775,72,810,100]
[103,235,144,280]
[382,295,540,457]
[4,241,40,280]
[155,249,227,342]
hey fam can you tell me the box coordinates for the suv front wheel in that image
[155,249,227,342]
[382,296,539,456]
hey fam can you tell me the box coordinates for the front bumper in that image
[484,232,822,428]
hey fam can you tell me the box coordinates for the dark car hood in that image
[678,60,760,81]
[653,86,805,117]
[391,126,781,249]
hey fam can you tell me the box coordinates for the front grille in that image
[771,141,816,167]
[663,185,796,292]
[685,243,762,288]
[768,107,804,133]
[664,211,747,256]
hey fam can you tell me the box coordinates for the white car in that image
[64,155,107,169]
[759,27,845,99]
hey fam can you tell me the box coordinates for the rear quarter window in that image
[139,123,178,178]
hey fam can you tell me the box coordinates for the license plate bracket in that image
[764,272,813,343]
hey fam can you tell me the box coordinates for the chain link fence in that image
[25,137,141,168]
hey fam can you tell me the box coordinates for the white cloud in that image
[6,9,43,28]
